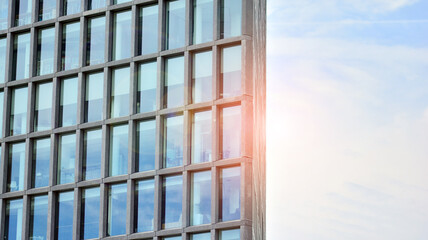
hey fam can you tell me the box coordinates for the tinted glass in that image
[83,129,102,180]
[193,0,213,44]
[37,27,55,76]
[10,87,28,136]
[0,91,4,136]
[220,167,240,222]
[139,5,158,55]
[166,0,185,50]
[0,38,6,82]
[164,56,184,108]
[61,22,80,70]
[109,124,128,176]
[4,199,23,239]
[58,133,76,184]
[38,0,56,21]
[111,67,130,118]
[81,188,100,239]
[136,120,156,172]
[30,195,48,240]
[64,0,80,15]
[164,237,181,240]
[7,142,26,192]
[220,229,240,240]
[12,32,30,80]
[137,61,157,113]
[192,111,211,163]
[85,72,103,122]
[0,0,8,30]
[56,191,74,240]
[34,82,52,131]
[220,0,241,39]
[191,232,211,240]
[162,175,182,229]
[164,115,183,168]
[88,0,106,10]
[107,183,127,236]
[112,11,131,60]
[221,46,241,98]
[32,138,51,188]
[60,77,78,127]
[15,0,32,26]
[191,171,211,225]
[221,106,241,159]
[192,51,212,103]
[87,16,105,65]
[135,179,155,232]
[113,0,130,5]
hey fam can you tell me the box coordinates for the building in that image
[0,0,265,239]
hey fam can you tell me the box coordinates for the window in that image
[56,191,74,240]
[135,179,155,232]
[37,27,55,76]
[0,0,8,30]
[166,0,185,50]
[34,82,53,131]
[219,167,240,222]
[83,129,102,180]
[7,142,26,192]
[88,0,105,10]
[57,133,76,184]
[32,138,51,188]
[63,0,80,15]
[38,0,56,21]
[113,0,130,5]
[220,229,240,240]
[4,199,23,239]
[109,124,128,176]
[191,232,210,240]
[164,115,183,168]
[191,171,211,225]
[220,0,241,39]
[112,11,132,60]
[137,61,157,113]
[29,195,48,239]
[164,56,184,108]
[84,72,104,122]
[61,22,80,70]
[192,51,212,103]
[12,32,31,80]
[15,0,32,26]
[86,16,105,66]
[59,77,78,127]
[139,5,158,55]
[10,87,28,136]
[221,45,241,98]
[0,91,4,137]
[221,106,241,159]
[192,110,211,163]
[162,175,182,229]
[110,67,130,118]
[163,237,182,240]
[0,38,6,82]
[136,120,156,172]
[81,187,100,240]
[193,0,213,44]
[107,183,127,236]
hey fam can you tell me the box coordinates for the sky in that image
[266,0,428,239]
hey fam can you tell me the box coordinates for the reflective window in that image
[15,0,32,26]
[7,142,26,192]
[162,175,182,229]
[34,82,53,131]
[137,61,157,113]
[163,237,181,240]
[37,27,55,76]
[164,56,184,108]
[59,77,78,127]
[61,22,80,70]
[220,0,241,39]
[30,195,48,240]
[109,124,128,176]
[56,191,74,240]
[192,110,211,163]
[0,91,4,137]
[38,0,56,21]
[191,232,211,240]
[10,87,28,136]
[112,11,131,60]
[192,51,212,103]
[63,0,80,15]
[83,129,102,180]
[191,171,211,225]
[113,0,130,5]
[164,115,183,168]
[0,0,8,30]
[220,229,240,240]
[81,187,100,240]
[87,16,105,65]
[88,0,106,10]
[221,45,241,98]
[166,0,185,50]
[12,32,31,80]
[135,179,155,232]
[32,138,51,188]
[220,167,240,222]
[85,72,103,123]
[111,67,130,118]
[107,183,127,236]
[139,5,158,55]
[57,133,76,184]
[221,106,241,159]
[4,199,23,239]
[193,0,213,44]
[136,120,156,172]
[0,38,6,82]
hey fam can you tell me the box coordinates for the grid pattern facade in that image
[0,0,261,239]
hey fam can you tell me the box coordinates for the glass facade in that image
[29,195,48,239]
[56,191,74,240]
[135,179,155,232]
[192,51,212,103]
[139,5,158,55]
[220,167,240,222]
[37,27,55,76]
[12,32,31,80]
[0,0,8,30]
[15,0,32,26]
[7,142,26,192]
[221,45,241,98]
[192,110,212,163]
[4,199,23,239]
[32,138,51,188]
[107,183,127,236]
[38,0,56,21]
[0,38,7,82]
[191,232,211,240]
[81,187,100,239]
[193,0,213,44]
[83,129,102,180]
[221,105,241,159]
[59,77,78,127]
[220,229,240,240]
[63,0,80,15]
[136,120,156,172]
[164,56,184,108]
[110,67,130,118]
[10,87,28,136]
[0,91,3,136]
[87,16,106,65]
[57,133,76,184]
[34,82,53,131]
[109,124,128,176]
[166,0,185,50]
[88,0,106,10]
[61,22,80,71]
[164,115,183,168]
[112,11,131,60]
[191,171,211,225]
[85,72,104,122]
[220,0,241,39]
[162,175,182,229]
[137,61,157,113]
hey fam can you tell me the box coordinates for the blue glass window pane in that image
[111,67,130,118]
[221,45,241,98]
[85,72,103,122]
[164,56,184,108]
[109,125,128,176]
[34,82,53,131]
[38,0,56,21]
[192,111,211,163]
[191,232,211,240]
[64,0,80,15]
[32,138,51,188]
[191,171,211,225]
[83,129,102,180]
[60,77,78,127]
[221,106,241,159]
[0,91,4,137]
[137,62,157,113]
[57,191,74,240]
[15,0,32,26]
[10,87,28,136]
[113,0,130,4]
[81,188,100,239]
[30,195,48,239]
[163,237,181,240]
[58,133,76,184]
[220,229,240,240]
[13,32,30,80]
[37,27,55,76]
[87,16,105,65]
[164,115,183,168]
[5,199,23,239]
[135,179,155,232]
[193,0,213,44]
[166,0,185,50]
[112,11,131,60]
[192,51,212,103]
[136,120,155,172]
[162,175,182,229]
[7,142,25,192]
[107,183,127,236]
[140,5,158,55]
[0,0,8,30]
[61,22,80,70]
[220,0,241,39]
[0,38,6,82]
[88,0,105,10]
[220,167,240,222]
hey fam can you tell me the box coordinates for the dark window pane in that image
[30,195,48,240]
[12,32,30,80]
[83,129,102,180]
[0,0,8,30]
[59,77,78,127]
[109,124,128,176]
[85,72,103,123]
[87,16,105,65]
[166,0,185,50]
[63,0,80,15]
[220,0,241,39]
[164,115,183,168]
[61,22,80,70]
[7,142,25,192]
[56,191,74,240]
[220,229,240,240]
[137,61,157,113]
[107,183,127,236]
[221,45,241,98]
[135,179,155,232]
[221,106,241,159]
[10,87,27,136]
[15,0,32,26]
[38,0,56,21]
[37,27,55,76]
[34,82,53,131]
[193,0,213,44]
[164,56,184,108]
[219,167,240,222]
[112,11,131,60]
[136,120,156,172]
[192,111,211,163]
[4,199,23,239]
[192,51,212,103]
[162,175,182,229]
[139,5,158,55]
[81,188,100,239]
[191,171,211,225]
[57,133,76,184]
[191,232,211,240]
[110,67,130,118]
[32,138,51,188]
